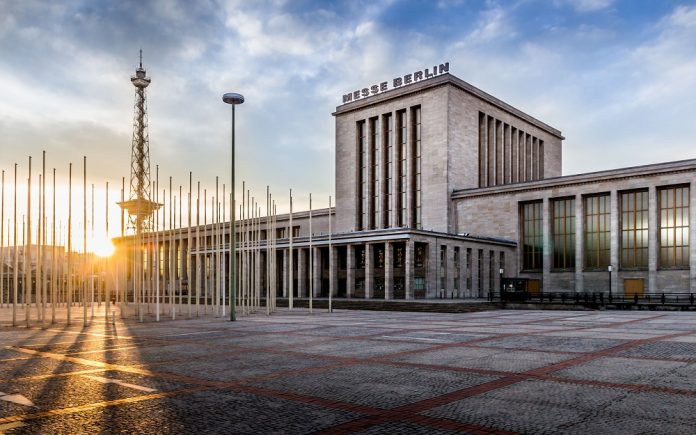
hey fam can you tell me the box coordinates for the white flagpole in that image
[82,156,87,327]
[309,193,313,313]
[196,181,200,316]
[289,188,293,310]
[329,195,333,314]
[90,183,95,319]
[25,156,32,327]
[221,184,226,317]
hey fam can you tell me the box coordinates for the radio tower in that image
[119,50,160,234]
[118,50,160,321]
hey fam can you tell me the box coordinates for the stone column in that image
[648,185,657,294]
[329,245,337,297]
[298,248,306,297]
[575,194,584,293]
[447,245,456,297]
[610,190,619,294]
[405,239,414,299]
[427,242,438,298]
[346,244,354,299]
[484,249,492,298]
[312,247,321,297]
[282,248,288,298]
[385,241,393,299]
[405,109,414,228]
[365,244,373,299]
[542,197,551,292]
[472,249,480,297]
[691,183,696,292]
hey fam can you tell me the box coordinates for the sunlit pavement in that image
[3,308,696,434]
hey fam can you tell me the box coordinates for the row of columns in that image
[274,240,507,299]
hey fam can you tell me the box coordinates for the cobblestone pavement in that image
[2,307,696,434]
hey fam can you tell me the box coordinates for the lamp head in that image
[223,93,244,105]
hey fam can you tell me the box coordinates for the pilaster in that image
[365,244,373,299]
[385,241,393,300]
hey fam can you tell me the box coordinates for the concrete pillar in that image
[365,244,373,299]
[427,242,438,298]
[298,248,306,297]
[610,190,619,294]
[390,112,399,228]
[542,197,551,292]
[691,183,696,292]
[405,109,414,228]
[447,245,456,297]
[472,249,480,297]
[575,194,584,293]
[405,240,414,299]
[346,244,354,299]
[312,247,321,298]
[385,241,393,300]
[282,248,288,298]
[481,250,489,297]
[329,245,337,297]
[648,185,658,294]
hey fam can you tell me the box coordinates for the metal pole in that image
[83,156,87,327]
[329,195,332,313]
[309,193,313,313]
[67,163,72,325]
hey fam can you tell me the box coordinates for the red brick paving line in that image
[310,317,696,434]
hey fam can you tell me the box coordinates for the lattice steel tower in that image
[119,50,160,234]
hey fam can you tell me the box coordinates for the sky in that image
[1,0,696,248]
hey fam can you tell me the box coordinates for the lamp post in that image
[499,268,504,299]
[223,92,244,321]
[608,264,613,302]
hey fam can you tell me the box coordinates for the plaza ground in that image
[2,308,696,433]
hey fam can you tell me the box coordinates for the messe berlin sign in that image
[341,62,449,104]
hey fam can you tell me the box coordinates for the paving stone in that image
[253,363,498,409]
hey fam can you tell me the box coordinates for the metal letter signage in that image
[341,62,449,104]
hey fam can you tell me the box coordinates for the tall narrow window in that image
[552,197,575,269]
[357,121,367,230]
[584,194,610,269]
[412,106,422,229]
[370,117,380,229]
[384,113,393,228]
[659,185,690,268]
[453,247,460,291]
[621,190,648,269]
[398,110,407,226]
[521,201,543,270]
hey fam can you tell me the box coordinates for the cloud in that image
[555,0,615,13]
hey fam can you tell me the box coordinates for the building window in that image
[466,248,472,292]
[552,197,575,269]
[584,194,610,270]
[384,113,393,228]
[370,117,380,229]
[659,185,690,268]
[357,121,367,230]
[521,201,543,271]
[453,247,460,291]
[412,106,422,229]
[439,245,446,291]
[621,190,648,269]
[397,110,407,227]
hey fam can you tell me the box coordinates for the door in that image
[624,278,644,299]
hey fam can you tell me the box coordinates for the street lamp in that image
[223,92,244,321]
[607,264,613,302]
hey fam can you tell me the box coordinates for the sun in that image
[90,235,115,257]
